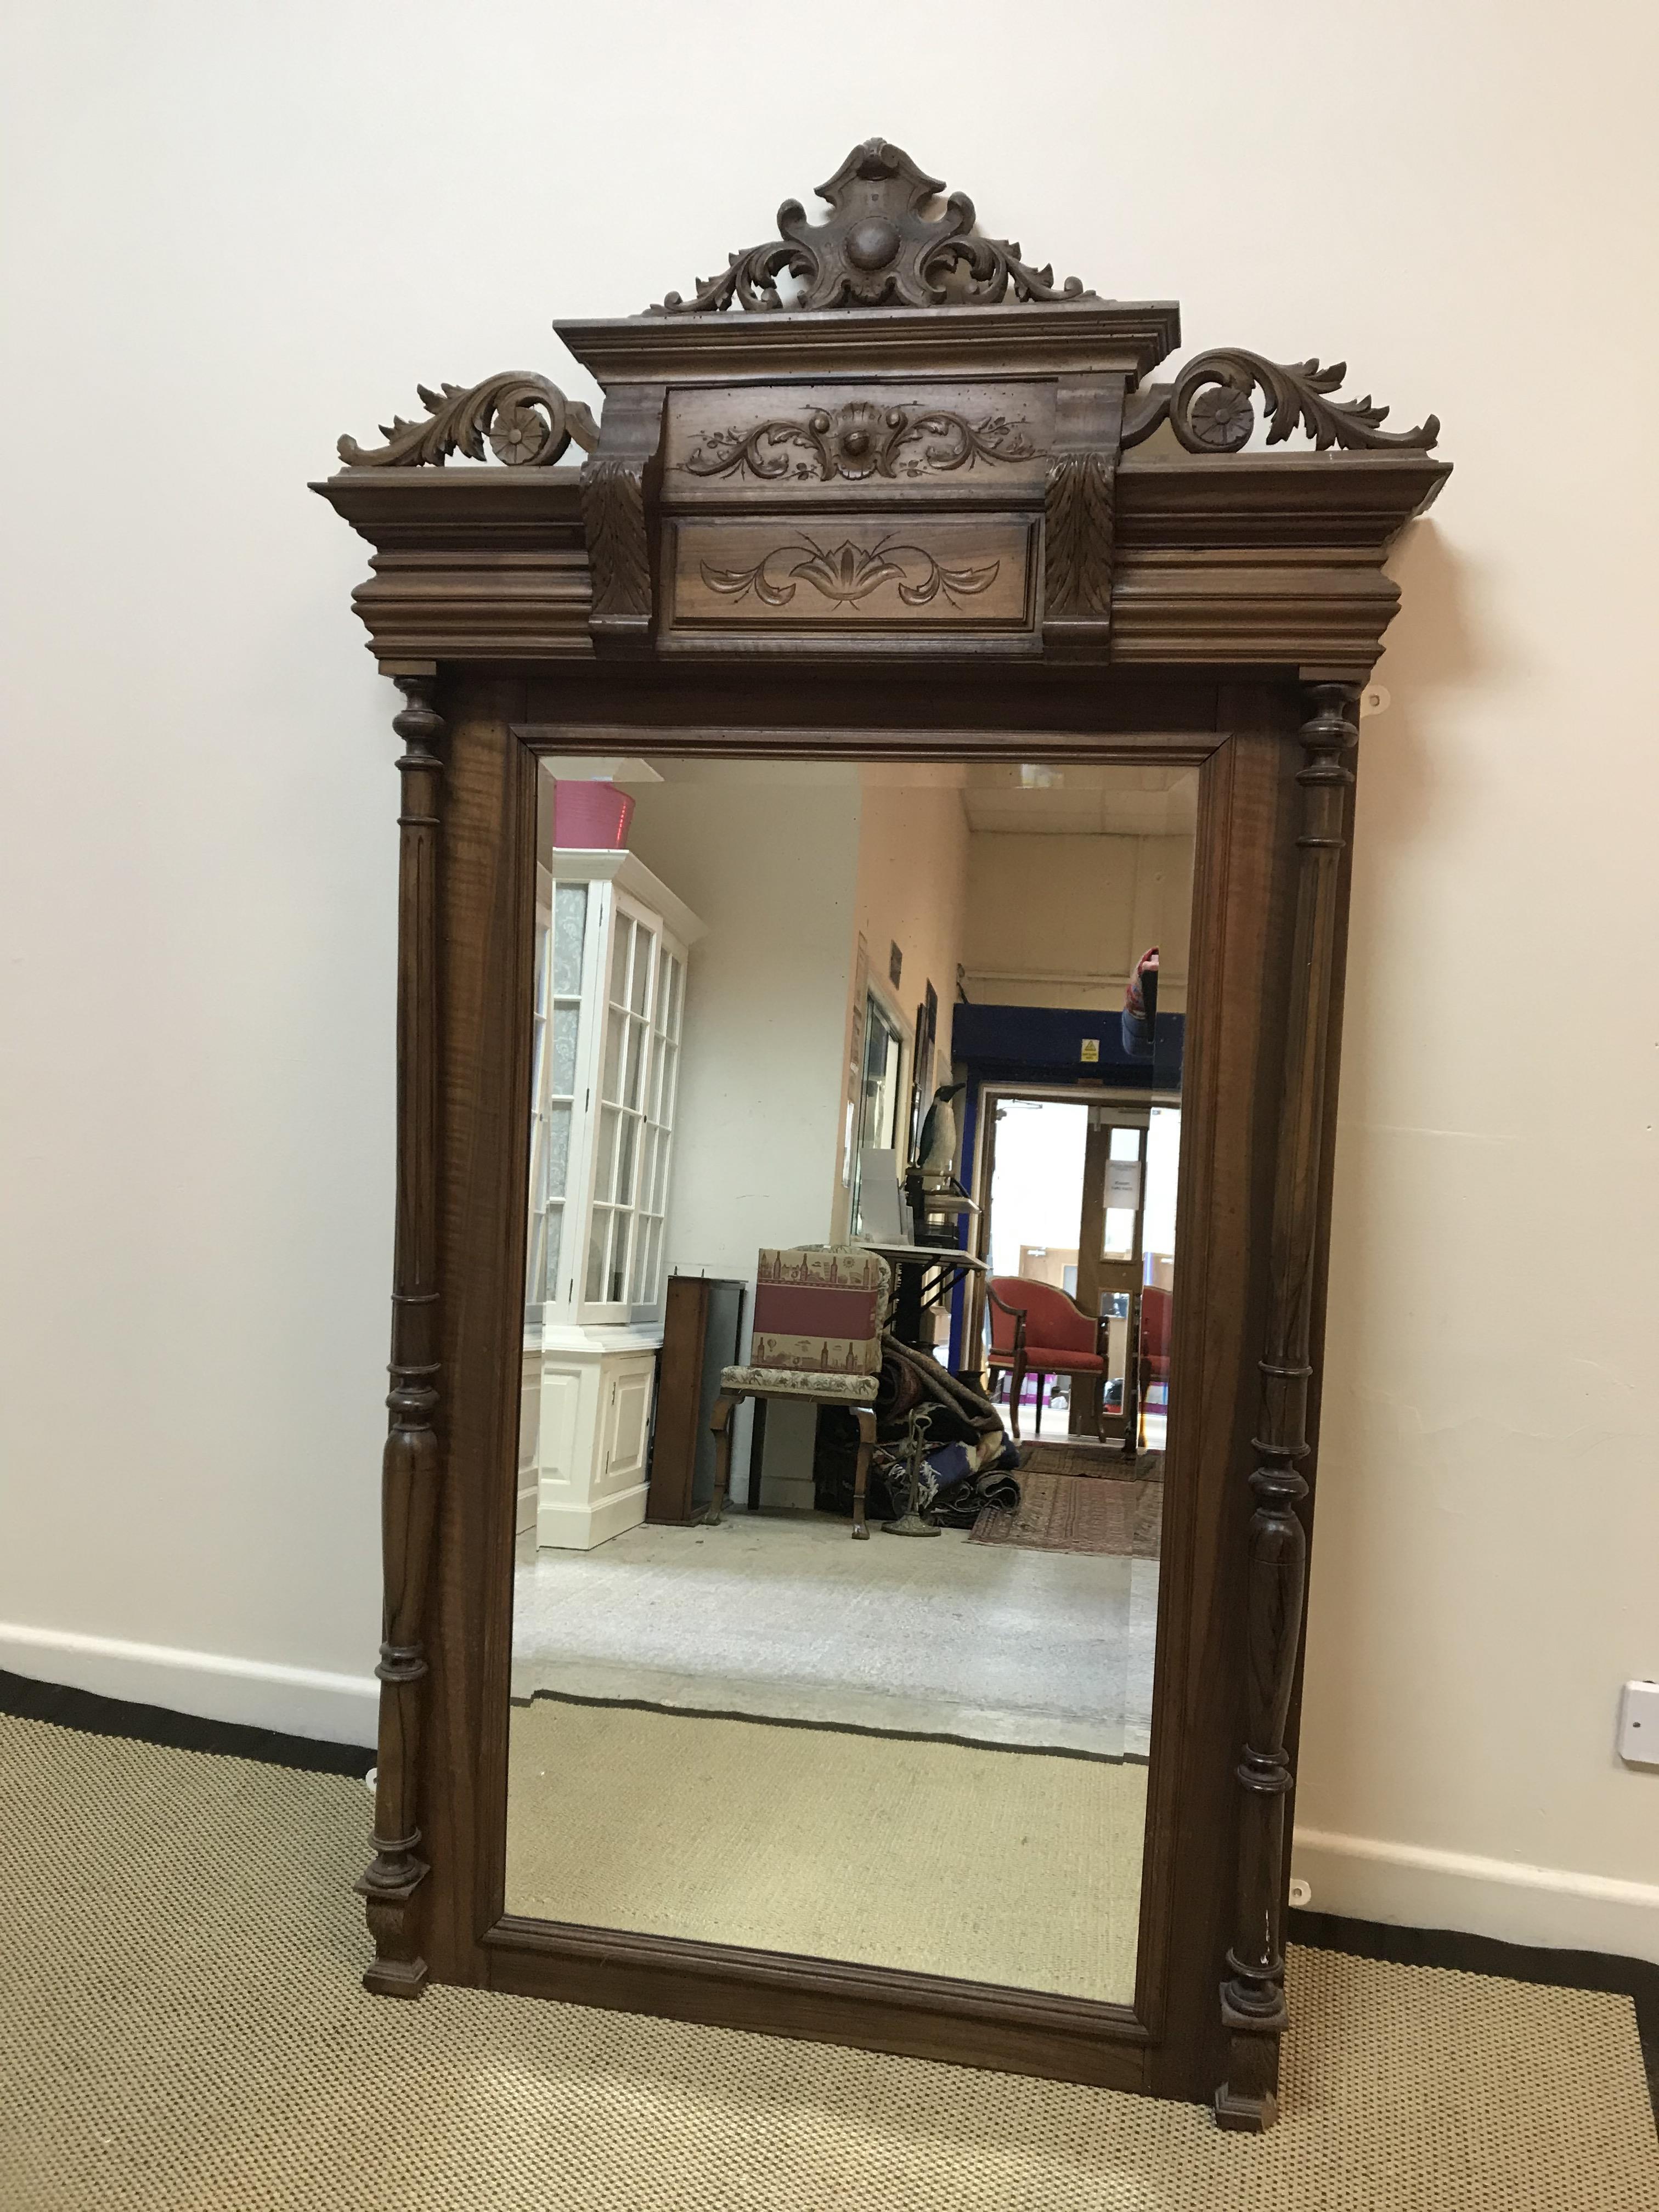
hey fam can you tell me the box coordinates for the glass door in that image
[583,896,659,1314]
[526,878,590,1313]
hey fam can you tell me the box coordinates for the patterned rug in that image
[970,1469,1163,1558]
[1019,1440,1164,1483]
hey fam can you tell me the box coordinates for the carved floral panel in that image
[663,383,1053,498]
[668,517,1036,630]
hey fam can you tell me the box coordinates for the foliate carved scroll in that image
[337,372,599,469]
[686,401,1036,484]
[1123,352,1440,454]
[701,535,999,610]
[651,138,1092,314]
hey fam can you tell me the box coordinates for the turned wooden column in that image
[357,668,444,1999]
[1215,680,1358,2129]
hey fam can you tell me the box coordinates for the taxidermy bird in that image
[918,1082,965,1178]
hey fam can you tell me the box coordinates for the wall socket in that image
[1617,1680,1659,1765]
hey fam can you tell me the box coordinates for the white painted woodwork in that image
[526,835,705,1550]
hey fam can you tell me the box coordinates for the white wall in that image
[627,765,860,1279]
[3,0,1656,1952]
[627,765,860,1504]
[831,773,973,1236]
[852,776,972,1091]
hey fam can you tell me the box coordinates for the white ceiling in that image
[957,765,1198,838]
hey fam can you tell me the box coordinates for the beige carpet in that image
[0,1711,1655,2212]
[505,1696,1146,2001]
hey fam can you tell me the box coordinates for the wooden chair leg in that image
[1010,1348,1026,1440]
[850,1407,876,1541]
[746,1396,769,1513]
[708,1393,738,1525]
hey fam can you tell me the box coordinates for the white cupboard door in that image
[599,1359,654,1500]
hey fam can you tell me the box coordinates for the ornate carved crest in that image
[651,138,1092,314]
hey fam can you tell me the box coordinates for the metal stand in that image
[882,1405,943,1537]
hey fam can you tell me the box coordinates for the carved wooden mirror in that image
[316,139,1447,2129]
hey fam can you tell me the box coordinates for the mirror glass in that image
[506,755,1195,2004]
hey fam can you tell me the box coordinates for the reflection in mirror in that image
[507,757,1196,2005]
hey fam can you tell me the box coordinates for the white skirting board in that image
[1293,1824,1659,1966]
[3,1618,1655,1961]
[0,1623,379,1748]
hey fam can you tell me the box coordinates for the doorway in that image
[974,1085,1179,1448]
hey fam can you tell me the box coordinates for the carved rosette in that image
[356,673,445,1999]
[651,138,1092,313]
[1215,682,1358,2129]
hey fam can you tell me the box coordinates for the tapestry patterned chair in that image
[708,1245,893,1539]
[984,1275,1108,1442]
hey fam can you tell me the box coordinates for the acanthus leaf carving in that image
[337,372,599,470]
[580,454,654,628]
[1043,449,1115,623]
[651,139,1092,315]
[701,535,1000,610]
[685,400,1037,484]
[1123,351,1440,454]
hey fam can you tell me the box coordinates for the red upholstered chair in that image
[984,1276,1107,1441]
[1135,1284,1173,1447]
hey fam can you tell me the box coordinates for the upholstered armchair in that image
[1135,1283,1173,1446]
[708,1245,892,1539]
[984,1276,1108,1442]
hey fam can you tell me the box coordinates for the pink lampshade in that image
[550,780,634,849]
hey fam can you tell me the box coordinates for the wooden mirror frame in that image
[314,140,1448,2129]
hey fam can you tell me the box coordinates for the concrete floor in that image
[511,1510,1158,1760]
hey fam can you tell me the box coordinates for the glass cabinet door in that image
[584,899,660,1314]
[526,881,589,1312]
[631,942,683,1308]
[528,867,690,1330]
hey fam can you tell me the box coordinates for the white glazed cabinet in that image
[518,848,703,1549]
